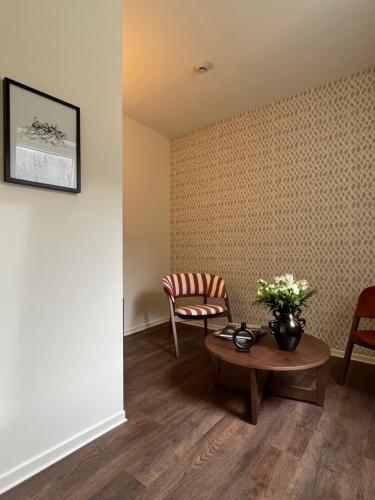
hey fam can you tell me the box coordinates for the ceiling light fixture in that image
[194,61,213,74]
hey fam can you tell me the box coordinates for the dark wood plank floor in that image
[4,323,375,500]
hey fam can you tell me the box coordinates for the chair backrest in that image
[162,273,228,302]
[355,286,375,319]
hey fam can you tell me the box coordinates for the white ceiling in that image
[124,0,375,138]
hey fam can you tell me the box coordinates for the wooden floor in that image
[4,323,375,500]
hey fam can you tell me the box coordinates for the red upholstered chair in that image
[340,286,375,384]
[162,273,232,357]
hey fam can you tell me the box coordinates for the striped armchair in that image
[162,273,232,357]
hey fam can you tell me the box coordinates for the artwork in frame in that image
[3,78,80,193]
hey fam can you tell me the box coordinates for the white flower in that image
[292,283,299,295]
[297,280,308,290]
[284,273,294,286]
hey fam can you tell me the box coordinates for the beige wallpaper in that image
[124,117,170,334]
[171,68,375,353]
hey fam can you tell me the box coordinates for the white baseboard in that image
[188,322,375,366]
[183,319,223,330]
[124,318,375,366]
[123,316,169,336]
[330,349,375,365]
[0,410,126,495]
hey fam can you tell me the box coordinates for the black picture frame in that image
[3,78,81,193]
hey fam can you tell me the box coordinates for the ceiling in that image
[124,0,375,138]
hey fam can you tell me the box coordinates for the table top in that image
[205,332,330,371]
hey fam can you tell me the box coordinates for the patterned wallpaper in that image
[170,68,375,353]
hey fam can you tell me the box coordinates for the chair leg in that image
[340,339,354,385]
[204,318,208,336]
[170,315,180,358]
[225,298,233,323]
[168,320,172,337]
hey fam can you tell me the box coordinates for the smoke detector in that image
[194,61,213,74]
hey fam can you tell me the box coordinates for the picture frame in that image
[3,78,81,193]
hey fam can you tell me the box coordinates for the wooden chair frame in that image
[165,292,232,358]
[340,286,375,384]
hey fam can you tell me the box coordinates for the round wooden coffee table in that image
[205,331,330,424]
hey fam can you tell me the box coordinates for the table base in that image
[211,357,328,425]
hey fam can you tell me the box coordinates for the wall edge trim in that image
[124,316,170,336]
[184,320,223,331]
[187,321,375,365]
[330,348,375,365]
[0,410,126,494]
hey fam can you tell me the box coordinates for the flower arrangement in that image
[255,274,316,313]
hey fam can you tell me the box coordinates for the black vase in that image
[268,309,306,351]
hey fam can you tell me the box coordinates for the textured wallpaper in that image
[170,68,375,353]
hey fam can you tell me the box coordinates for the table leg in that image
[316,363,327,406]
[267,362,328,406]
[250,369,259,425]
[210,356,221,385]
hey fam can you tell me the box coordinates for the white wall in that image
[0,0,124,493]
[124,117,170,334]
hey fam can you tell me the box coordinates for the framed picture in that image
[3,78,80,193]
